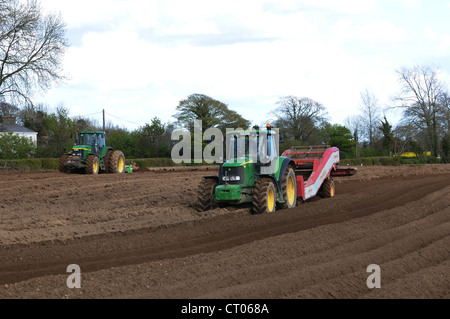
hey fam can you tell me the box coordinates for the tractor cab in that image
[225,124,279,165]
[224,124,281,178]
[76,131,106,155]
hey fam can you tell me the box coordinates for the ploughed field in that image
[0,164,449,299]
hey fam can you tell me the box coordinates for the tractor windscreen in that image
[226,132,277,163]
[79,133,95,146]
[79,133,105,148]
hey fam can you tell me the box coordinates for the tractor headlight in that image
[223,176,241,182]
[72,149,83,157]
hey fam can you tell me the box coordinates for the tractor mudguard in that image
[101,146,114,158]
[203,175,220,183]
[276,158,296,190]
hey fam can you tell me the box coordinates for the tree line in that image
[0,94,360,160]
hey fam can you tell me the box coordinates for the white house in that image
[0,115,38,145]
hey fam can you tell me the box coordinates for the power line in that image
[80,111,103,118]
[75,110,143,128]
[105,112,142,127]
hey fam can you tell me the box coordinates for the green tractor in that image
[59,130,126,175]
[195,125,297,214]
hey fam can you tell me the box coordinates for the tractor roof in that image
[226,129,278,135]
[227,124,278,136]
[80,131,106,134]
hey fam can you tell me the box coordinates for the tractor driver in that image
[93,134,100,154]
[85,134,99,154]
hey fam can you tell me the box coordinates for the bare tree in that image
[359,89,382,147]
[0,101,19,117]
[439,91,450,134]
[394,65,446,157]
[392,124,422,155]
[344,115,364,158]
[0,0,68,106]
[272,96,328,144]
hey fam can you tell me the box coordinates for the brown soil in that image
[0,164,449,299]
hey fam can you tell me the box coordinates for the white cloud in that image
[334,19,407,43]
[263,0,379,14]
[41,0,159,30]
[35,0,450,131]
[423,27,450,56]
[391,0,419,7]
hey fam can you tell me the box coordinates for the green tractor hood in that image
[223,157,254,167]
[73,145,92,151]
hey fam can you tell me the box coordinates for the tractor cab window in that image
[258,133,277,163]
[266,133,278,161]
[79,133,91,146]
[79,133,104,152]
[98,134,106,148]
[226,132,278,164]
[226,134,246,162]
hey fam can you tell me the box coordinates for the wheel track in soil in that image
[0,173,449,286]
[161,185,450,299]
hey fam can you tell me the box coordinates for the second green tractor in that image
[59,130,126,175]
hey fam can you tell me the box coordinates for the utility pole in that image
[103,109,106,132]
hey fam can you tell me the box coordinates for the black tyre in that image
[252,178,277,214]
[195,178,218,212]
[59,154,69,173]
[279,166,297,209]
[103,149,113,173]
[109,150,125,174]
[320,178,335,198]
[85,155,100,175]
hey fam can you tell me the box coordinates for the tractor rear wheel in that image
[109,150,125,174]
[320,178,335,198]
[195,178,218,212]
[59,155,69,173]
[103,149,113,173]
[252,178,277,214]
[279,166,297,209]
[86,155,100,175]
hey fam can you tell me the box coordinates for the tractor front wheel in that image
[86,155,100,175]
[195,178,218,212]
[252,178,277,214]
[59,154,69,173]
[109,150,125,174]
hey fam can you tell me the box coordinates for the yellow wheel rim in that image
[287,176,295,206]
[267,187,275,212]
[93,160,98,173]
[331,183,335,197]
[118,156,124,172]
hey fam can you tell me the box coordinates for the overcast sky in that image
[37,0,450,131]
